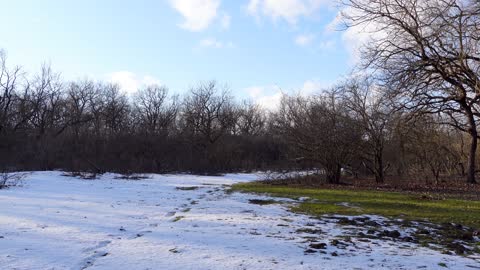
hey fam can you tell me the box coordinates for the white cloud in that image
[142,75,162,87]
[342,25,384,64]
[295,34,315,46]
[247,0,260,15]
[300,79,333,95]
[295,34,336,51]
[169,0,222,31]
[107,72,138,93]
[318,39,336,51]
[199,38,234,49]
[220,13,231,30]
[327,6,385,64]
[245,86,264,98]
[301,80,321,95]
[200,38,223,48]
[247,0,328,24]
[107,71,161,94]
[325,11,342,34]
[256,92,283,111]
[244,85,283,111]
[244,79,335,111]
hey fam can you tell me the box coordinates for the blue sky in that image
[0,0,357,109]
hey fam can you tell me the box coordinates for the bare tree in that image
[181,81,237,172]
[101,83,130,135]
[182,81,236,145]
[342,76,396,183]
[28,64,64,137]
[63,80,97,137]
[0,170,27,189]
[276,90,363,184]
[236,100,266,136]
[0,50,24,134]
[342,0,480,183]
[134,85,178,135]
[405,116,462,184]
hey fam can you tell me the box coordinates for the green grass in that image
[248,199,279,205]
[172,216,185,222]
[232,182,480,228]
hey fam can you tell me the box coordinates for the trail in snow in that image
[0,172,478,270]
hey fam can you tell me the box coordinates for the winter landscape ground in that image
[0,172,479,270]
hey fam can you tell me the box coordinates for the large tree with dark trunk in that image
[342,0,480,183]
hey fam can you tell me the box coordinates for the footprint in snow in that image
[129,215,148,220]
[82,240,111,253]
[76,250,110,270]
[128,230,153,240]
[165,211,176,217]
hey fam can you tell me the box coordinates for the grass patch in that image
[172,216,185,222]
[248,199,279,205]
[232,182,480,229]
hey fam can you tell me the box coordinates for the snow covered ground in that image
[0,172,478,270]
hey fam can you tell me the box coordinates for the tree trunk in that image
[374,145,385,184]
[465,107,478,184]
[326,164,342,184]
[467,129,477,184]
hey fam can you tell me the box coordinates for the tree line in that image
[1,0,479,184]
[0,57,283,175]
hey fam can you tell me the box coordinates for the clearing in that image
[0,172,479,269]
